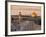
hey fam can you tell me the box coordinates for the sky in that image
[11,5,41,16]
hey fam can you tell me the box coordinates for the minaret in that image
[19,12,21,24]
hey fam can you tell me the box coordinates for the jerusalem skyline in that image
[11,5,41,16]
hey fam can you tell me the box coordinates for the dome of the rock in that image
[32,12,37,17]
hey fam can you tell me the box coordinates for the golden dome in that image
[32,12,37,17]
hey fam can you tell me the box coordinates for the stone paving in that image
[11,20,41,31]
